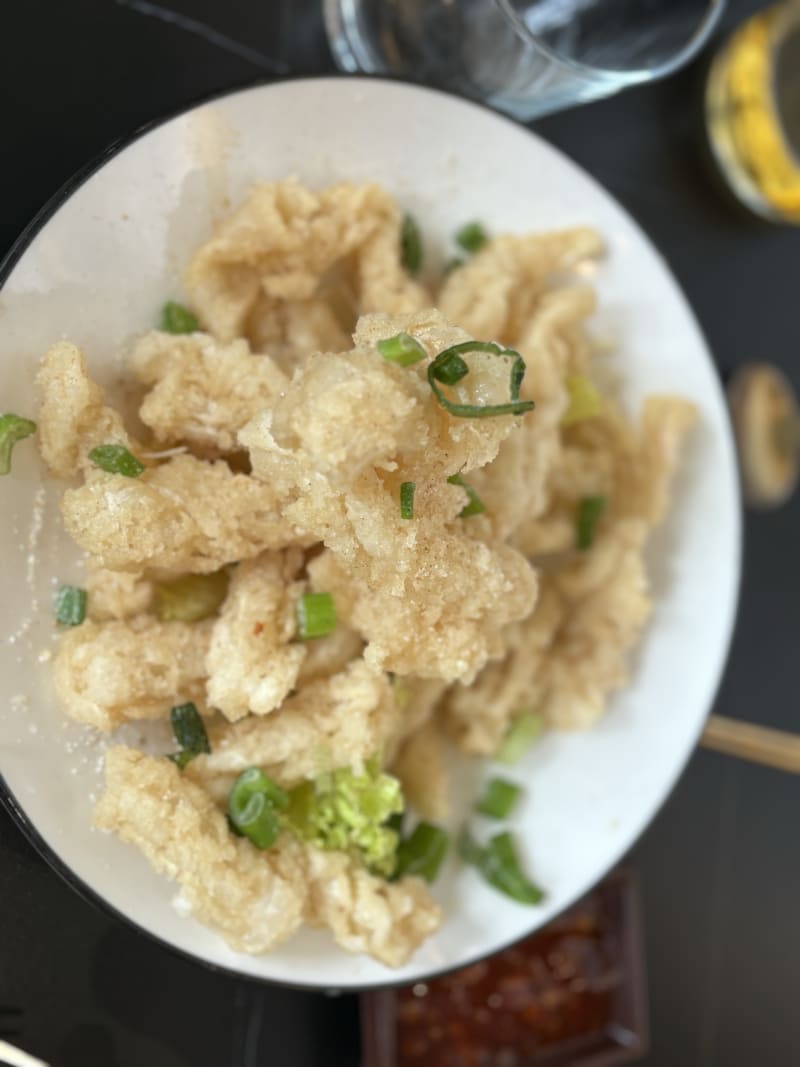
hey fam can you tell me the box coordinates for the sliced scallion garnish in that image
[88,444,145,478]
[228,767,289,850]
[455,221,488,253]
[458,828,544,904]
[400,481,416,520]
[401,214,423,275]
[394,822,450,883]
[496,712,544,764]
[168,702,210,769]
[155,570,230,623]
[476,777,521,819]
[54,585,87,627]
[377,333,426,367]
[576,495,607,551]
[160,301,199,334]
[297,592,336,640]
[0,414,36,476]
[447,472,485,517]
[428,342,535,420]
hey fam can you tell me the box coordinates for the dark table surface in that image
[2,1,799,1065]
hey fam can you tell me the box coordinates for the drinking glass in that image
[323,0,725,120]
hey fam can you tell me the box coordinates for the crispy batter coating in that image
[95,747,308,953]
[305,846,441,967]
[391,718,449,820]
[205,551,306,722]
[242,309,538,682]
[97,748,440,965]
[130,330,288,453]
[85,560,154,621]
[36,342,133,478]
[185,181,429,343]
[188,661,399,789]
[53,617,211,731]
[61,454,299,576]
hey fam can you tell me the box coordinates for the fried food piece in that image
[53,617,212,730]
[188,661,399,789]
[305,846,442,968]
[97,748,440,965]
[437,228,602,344]
[391,718,449,820]
[95,747,308,953]
[241,309,538,682]
[129,330,288,453]
[185,181,429,343]
[61,454,300,576]
[36,342,133,478]
[85,560,154,621]
[205,551,306,722]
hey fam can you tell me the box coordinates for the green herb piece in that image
[168,750,195,770]
[160,301,199,334]
[228,767,289,850]
[428,342,536,419]
[496,712,544,765]
[377,332,427,366]
[88,444,145,478]
[54,585,87,627]
[0,414,36,476]
[401,214,423,275]
[455,221,489,254]
[285,760,403,877]
[476,777,521,819]
[400,481,416,520]
[562,375,604,427]
[155,570,230,623]
[170,702,211,759]
[296,592,336,640]
[394,822,450,883]
[447,472,485,517]
[576,495,607,551]
[458,828,544,905]
[443,256,465,275]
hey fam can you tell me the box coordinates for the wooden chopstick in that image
[701,714,800,773]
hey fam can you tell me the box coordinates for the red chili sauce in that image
[396,900,622,1066]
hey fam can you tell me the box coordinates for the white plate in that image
[0,77,740,989]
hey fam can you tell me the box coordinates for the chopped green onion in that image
[168,750,195,770]
[401,214,423,275]
[458,828,544,905]
[54,585,87,627]
[297,592,336,640]
[455,221,489,254]
[155,570,230,623]
[228,767,289,850]
[576,495,607,551]
[377,332,427,367]
[400,481,416,520]
[170,702,211,758]
[476,777,521,819]
[395,822,450,883]
[0,414,36,476]
[88,444,145,478]
[443,256,465,275]
[447,472,485,517]
[160,301,199,334]
[562,375,604,427]
[432,351,469,386]
[496,712,544,765]
[428,342,536,419]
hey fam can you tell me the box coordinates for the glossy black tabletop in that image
[1,2,799,1065]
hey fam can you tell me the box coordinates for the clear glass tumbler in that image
[323,0,725,120]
